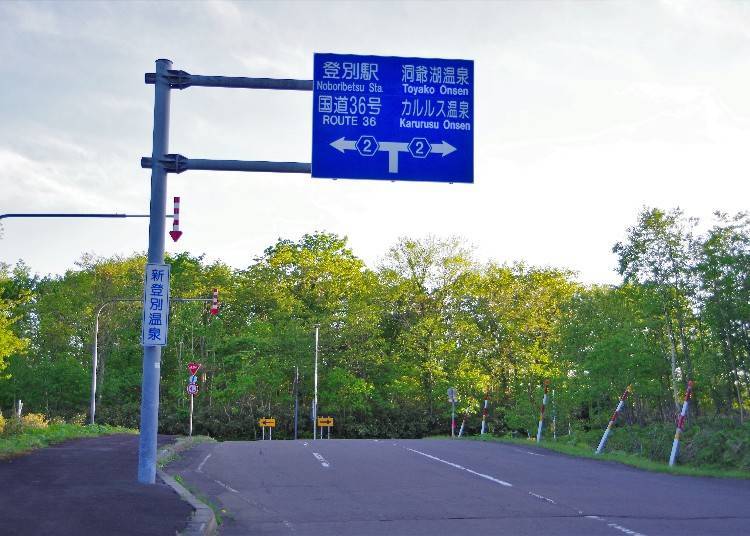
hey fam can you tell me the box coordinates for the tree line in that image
[1,207,748,440]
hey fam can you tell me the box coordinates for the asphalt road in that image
[165,438,750,535]
[0,434,191,536]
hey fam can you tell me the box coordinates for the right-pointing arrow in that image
[330,137,357,153]
[432,141,457,157]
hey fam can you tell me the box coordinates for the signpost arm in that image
[138,58,172,485]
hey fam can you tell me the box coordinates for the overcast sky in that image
[1,0,748,284]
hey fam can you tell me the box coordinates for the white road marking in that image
[303,442,308,447]
[197,453,211,473]
[584,514,647,536]
[406,448,512,487]
[514,448,545,457]
[607,523,646,536]
[312,452,330,468]
[529,491,556,504]
[214,479,238,493]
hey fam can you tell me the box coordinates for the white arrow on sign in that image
[431,141,457,157]
[329,137,457,173]
[330,137,357,153]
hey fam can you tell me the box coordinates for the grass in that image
[459,434,750,479]
[157,435,215,468]
[173,473,227,525]
[0,423,135,459]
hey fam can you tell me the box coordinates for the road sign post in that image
[317,417,334,439]
[138,58,172,485]
[259,418,276,440]
[186,363,201,437]
[312,53,473,183]
[447,388,457,438]
[137,56,473,483]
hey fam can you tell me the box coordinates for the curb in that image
[157,438,218,536]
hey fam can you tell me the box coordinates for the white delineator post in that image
[481,390,489,435]
[536,380,550,443]
[669,381,694,467]
[596,385,632,454]
[210,288,219,315]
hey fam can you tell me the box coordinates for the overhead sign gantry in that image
[138,53,473,484]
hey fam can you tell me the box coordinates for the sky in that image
[1,0,749,284]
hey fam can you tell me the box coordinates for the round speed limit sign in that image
[186,383,199,396]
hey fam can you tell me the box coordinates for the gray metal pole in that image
[90,299,141,425]
[138,58,172,484]
[294,366,299,440]
[189,394,194,437]
[313,324,319,440]
[451,400,456,438]
[90,308,101,425]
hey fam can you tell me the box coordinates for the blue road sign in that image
[312,53,473,183]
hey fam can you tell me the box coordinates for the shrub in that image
[21,413,48,430]
[0,413,5,434]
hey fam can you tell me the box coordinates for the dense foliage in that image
[1,208,749,445]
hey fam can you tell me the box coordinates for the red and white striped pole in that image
[458,411,468,438]
[209,288,219,316]
[669,380,694,466]
[536,380,550,443]
[596,385,632,454]
[169,196,182,242]
[480,391,489,435]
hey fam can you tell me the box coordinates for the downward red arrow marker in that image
[170,196,181,242]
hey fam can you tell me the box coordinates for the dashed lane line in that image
[312,452,330,468]
[405,447,512,487]
[529,492,556,504]
[196,453,211,473]
[405,447,646,536]
[214,479,238,493]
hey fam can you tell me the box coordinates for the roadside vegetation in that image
[0,412,134,458]
[464,416,750,478]
[1,207,750,469]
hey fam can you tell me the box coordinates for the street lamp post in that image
[313,324,320,440]
[294,366,299,440]
[90,296,214,425]
[91,299,141,425]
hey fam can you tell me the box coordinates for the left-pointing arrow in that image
[330,137,357,153]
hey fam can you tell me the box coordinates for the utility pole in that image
[313,324,320,440]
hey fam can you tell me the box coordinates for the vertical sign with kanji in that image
[141,263,171,346]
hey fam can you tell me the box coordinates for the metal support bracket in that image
[141,154,311,175]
